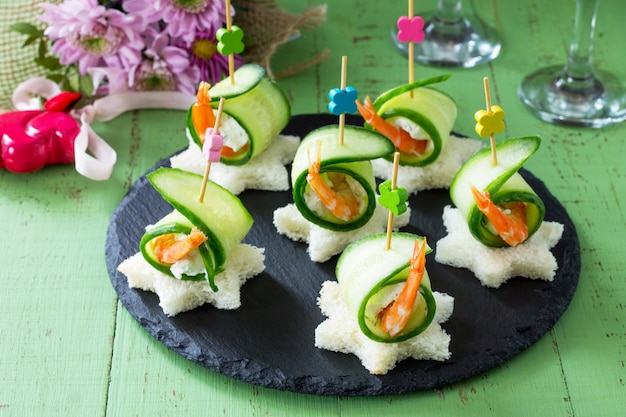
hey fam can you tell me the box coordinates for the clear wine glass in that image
[392,0,501,68]
[518,0,626,128]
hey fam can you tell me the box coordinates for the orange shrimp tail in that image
[196,82,211,105]
[192,82,216,140]
[355,96,377,124]
[153,228,208,264]
[356,97,428,155]
[306,144,360,222]
[380,238,427,337]
[470,185,492,212]
[470,185,529,246]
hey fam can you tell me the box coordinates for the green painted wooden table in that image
[1,0,625,415]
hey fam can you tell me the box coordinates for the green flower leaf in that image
[38,39,48,59]
[46,73,65,84]
[35,56,62,71]
[9,22,43,37]
[23,35,40,47]
[79,74,94,96]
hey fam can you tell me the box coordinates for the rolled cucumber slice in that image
[140,211,217,289]
[366,75,456,167]
[336,232,436,343]
[142,167,254,290]
[450,136,545,247]
[291,125,395,231]
[186,64,290,165]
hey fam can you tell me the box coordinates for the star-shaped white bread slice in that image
[314,281,454,375]
[170,134,299,195]
[435,206,564,288]
[372,134,483,194]
[273,202,411,263]
[117,244,265,316]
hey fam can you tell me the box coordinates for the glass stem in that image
[563,0,600,86]
[434,0,464,23]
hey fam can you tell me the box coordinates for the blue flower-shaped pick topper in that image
[378,180,408,216]
[328,86,358,116]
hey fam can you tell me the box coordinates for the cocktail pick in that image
[199,97,226,202]
[474,76,505,165]
[328,55,358,145]
[216,0,244,85]
[396,0,424,98]
[378,152,409,250]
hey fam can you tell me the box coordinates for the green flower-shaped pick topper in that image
[217,25,245,56]
[378,180,408,215]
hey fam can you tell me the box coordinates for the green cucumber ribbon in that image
[140,211,219,291]
[336,233,436,343]
[186,64,290,165]
[291,124,395,231]
[366,75,457,167]
[450,136,546,247]
[140,167,254,291]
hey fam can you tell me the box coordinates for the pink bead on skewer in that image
[199,97,226,202]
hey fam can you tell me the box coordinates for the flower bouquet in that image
[1,0,327,179]
[7,0,327,96]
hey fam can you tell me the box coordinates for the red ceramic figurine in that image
[0,91,82,173]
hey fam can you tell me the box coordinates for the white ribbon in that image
[11,77,195,180]
[11,77,61,111]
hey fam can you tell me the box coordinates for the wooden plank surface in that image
[1,0,625,416]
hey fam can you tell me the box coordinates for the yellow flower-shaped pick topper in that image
[474,105,505,138]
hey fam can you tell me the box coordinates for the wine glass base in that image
[392,12,501,68]
[518,65,626,128]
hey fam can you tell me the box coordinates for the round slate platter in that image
[105,114,581,396]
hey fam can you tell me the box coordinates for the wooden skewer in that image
[483,76,498,165]
[385,152,401,251]
[199,97,226,202]
[338,55,348,145]
[225,0,235,85]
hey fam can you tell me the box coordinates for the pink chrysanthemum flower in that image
[123,0,229,42]
[128,32,200,94]
[183,31,243,85]
[38,0,145,74]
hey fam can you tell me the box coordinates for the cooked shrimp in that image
[380,238,428,337]
[152,227,208,264]
[192,81,216,141]
[356,96,429,155]
[306,141,360,222]
[470,185,528,246]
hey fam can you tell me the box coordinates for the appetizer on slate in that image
[117,167,265,316]
[436,136,564,287]
[170,64,298,195]
[357,75,456,167]
[291,125,394,231]
[275,56,414,263]
[356,75,482,194]
[273,125,411,263]
[315,233,454,375]
[450,136,545,247]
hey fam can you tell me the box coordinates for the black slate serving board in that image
[105,114,580,396]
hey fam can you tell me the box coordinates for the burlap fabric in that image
[0,0,327,110]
